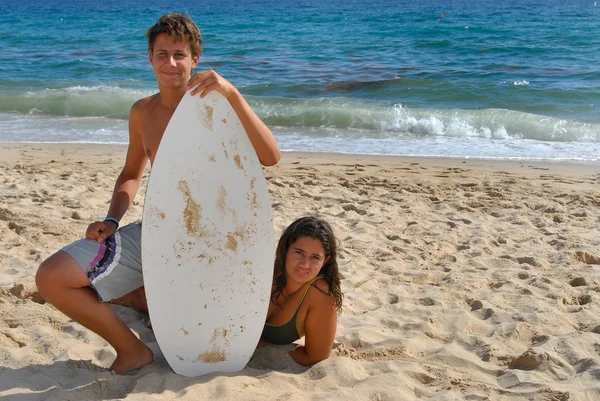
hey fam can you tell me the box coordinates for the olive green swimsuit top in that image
[261,275,323,345]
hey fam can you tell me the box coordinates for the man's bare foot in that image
[109,342,154,375]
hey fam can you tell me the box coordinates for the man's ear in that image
[192,55,200,69]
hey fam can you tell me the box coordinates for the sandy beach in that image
[1,142,600,400]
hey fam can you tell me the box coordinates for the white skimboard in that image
[141,90,274,377]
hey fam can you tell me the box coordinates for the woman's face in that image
[284,236,327,284]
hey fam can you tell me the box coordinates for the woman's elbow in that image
[309,352,331,365]
[293,347,332,366]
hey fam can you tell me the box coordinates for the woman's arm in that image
[289,293,337,366]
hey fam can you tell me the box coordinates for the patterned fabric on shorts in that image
[86,229,123,283]
[62,222,143,302]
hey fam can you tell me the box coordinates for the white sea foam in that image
[2,110,599,162]
[1,89,600,162]
[2,89,598,145]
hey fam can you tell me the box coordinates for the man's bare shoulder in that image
[131,94,160,116]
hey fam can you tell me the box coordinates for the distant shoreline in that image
[2,142,599,170]
[0,142,600,175]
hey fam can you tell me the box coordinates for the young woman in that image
[260,216,343,366]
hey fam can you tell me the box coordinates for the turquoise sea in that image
[1,0,600,161]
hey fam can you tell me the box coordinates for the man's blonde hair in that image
[146,13,202,58]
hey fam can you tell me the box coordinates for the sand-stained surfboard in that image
[141,90,274,377]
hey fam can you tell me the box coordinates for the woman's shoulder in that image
[309,277,331,297]
[305,277,336,315]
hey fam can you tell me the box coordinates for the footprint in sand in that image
[487,190,505,198]
[573,251,599,265]
[63,199,82,209]
[548,239,566,250]
[419,297,435,306]
[449,217,472,225]
[563,294,593,307]
[553,214,567,223]
[516,256,541,267]
[509,349,571,374]
[1,331,27,348]
[28,248,42,262]
[578,295,593,305]
[570,210,588,218]
[570,277,587,287]
[340,179,358,189]
[470,300,484,311]
[9,284,26,297]
[510,351,545,370]
[483,308,494,320]
[387,294,399,305]
[8,222,26,235]
[93,347,115,365]
[9,283,45,304]
[340,347,408,363]
[63,359,106,372]
[341,204,367,215]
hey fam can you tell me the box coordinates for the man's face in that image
[149,33,199,88]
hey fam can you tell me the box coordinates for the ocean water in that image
[1,0,600,161]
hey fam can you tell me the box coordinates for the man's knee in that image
[36,253,61,294]
[36,251,88,294]
[35,254,52,284]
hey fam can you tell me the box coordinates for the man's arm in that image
[188,70,281,166]
[87,102,148,242]
[106,102,148,220]
[226,89,281,166]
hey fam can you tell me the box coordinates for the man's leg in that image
[112,287,148,313]
[36,251,153,374]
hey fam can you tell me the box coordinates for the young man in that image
[35,13,281,375]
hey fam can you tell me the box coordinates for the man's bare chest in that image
[140,115,172,163]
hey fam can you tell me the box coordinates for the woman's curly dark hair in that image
[271,216,343,313]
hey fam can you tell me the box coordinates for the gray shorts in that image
[62,222,143,302]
